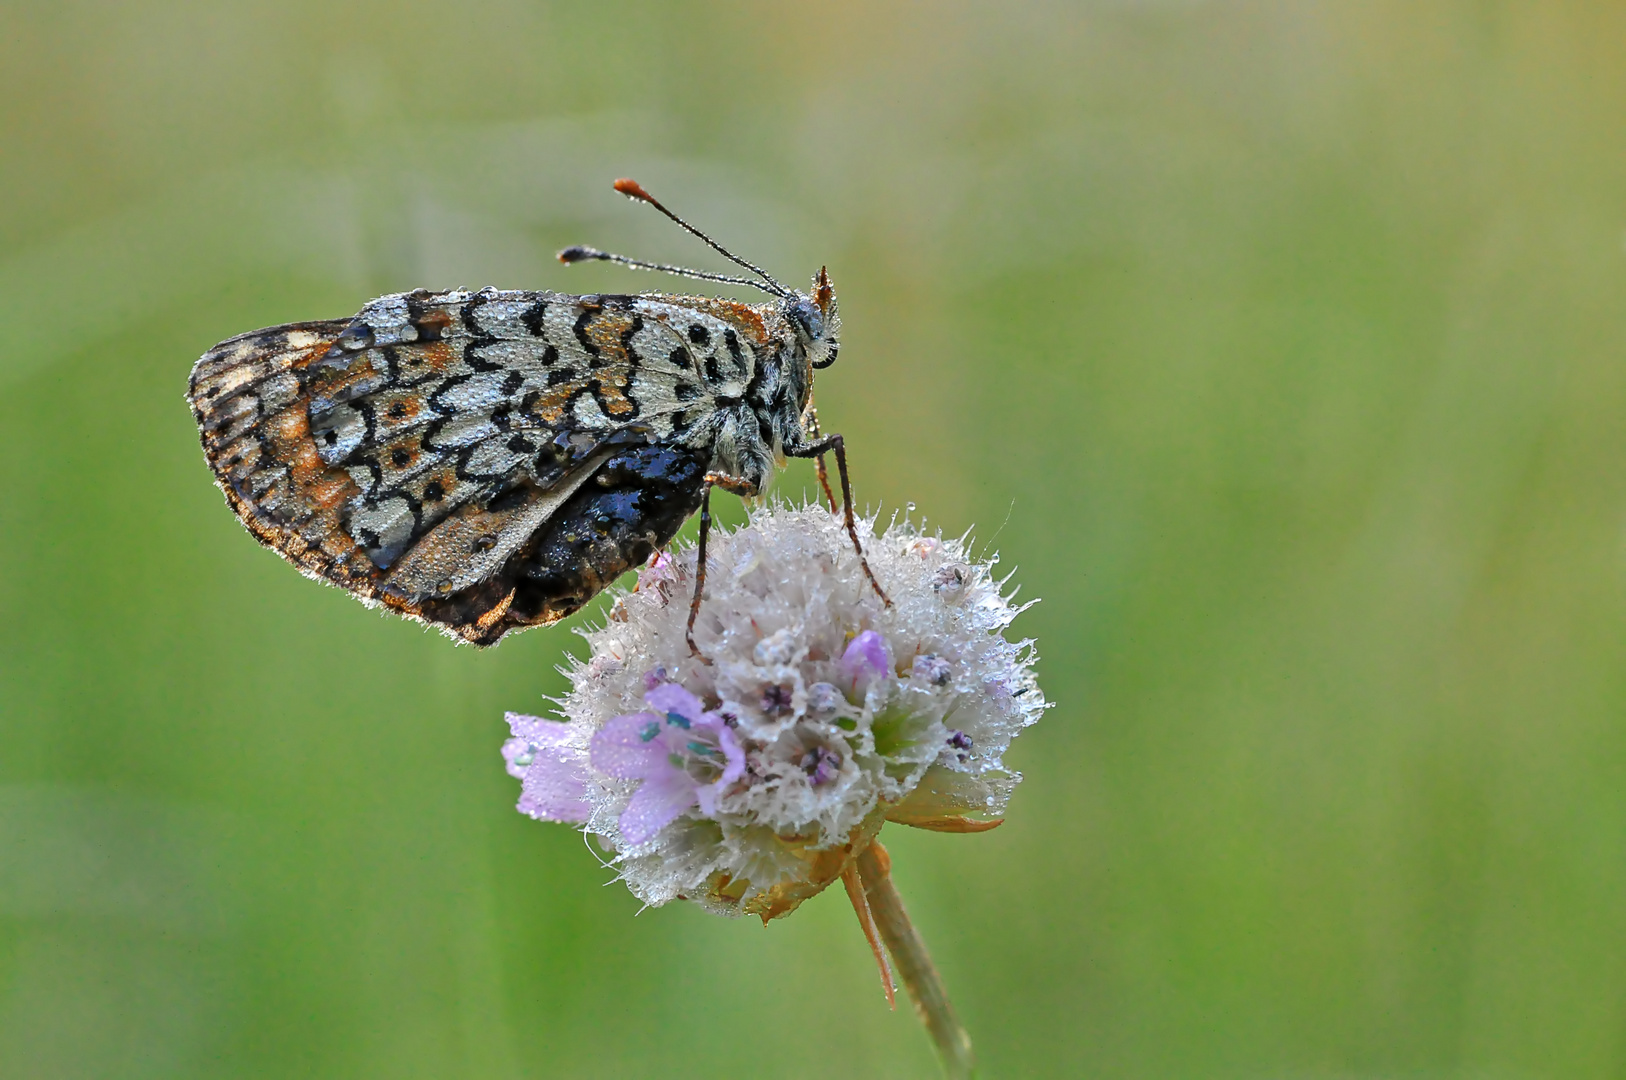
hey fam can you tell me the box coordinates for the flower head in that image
[501,502,1046,920]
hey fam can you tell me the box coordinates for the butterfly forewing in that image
[188,287,771,644]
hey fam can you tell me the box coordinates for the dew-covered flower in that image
[501,502,1046,920]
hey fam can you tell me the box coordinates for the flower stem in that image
[856,840,976,1079]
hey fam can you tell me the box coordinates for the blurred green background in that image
[3,2,1625,1076]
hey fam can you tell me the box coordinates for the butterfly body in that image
[188,280,839,645]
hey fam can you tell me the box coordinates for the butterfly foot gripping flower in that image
[502,501,1046,1077]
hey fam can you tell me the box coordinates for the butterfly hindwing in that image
[189,319,374,586]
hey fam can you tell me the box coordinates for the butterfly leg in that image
[787,434,891,607]
[687,471,760,657]
[805,407,838,513]
[815,455,837,513]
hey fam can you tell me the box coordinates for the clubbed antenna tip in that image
[613,177,655,203]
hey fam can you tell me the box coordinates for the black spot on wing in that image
[521,299,548,337]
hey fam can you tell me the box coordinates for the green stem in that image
[856,841,976,1079]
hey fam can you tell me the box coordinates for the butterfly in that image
[187,179,886,649]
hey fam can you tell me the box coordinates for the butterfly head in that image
[788,267,841,371]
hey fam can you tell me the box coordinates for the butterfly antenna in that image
[611,178,789,297]
[556,246,782,296]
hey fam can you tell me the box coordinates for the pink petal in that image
[502,715,590,822]
[715,723,747,786]
[590,712,669,780]
[645,682,707,724]
[695,722,748,816]
[501,737,530,780]
[618,769,697,845]
[503,713,575,779]
[517,752,591,822]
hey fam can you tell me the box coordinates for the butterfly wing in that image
[187,287,729,644]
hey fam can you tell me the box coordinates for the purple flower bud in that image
[643,666,671,691]
[799,745,843,787]
[840,630,892,694]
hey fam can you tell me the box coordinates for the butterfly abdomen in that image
[506,443,710,629]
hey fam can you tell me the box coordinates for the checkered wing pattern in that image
[187,287,766,643]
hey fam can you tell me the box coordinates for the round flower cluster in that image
[502,502,1046,920]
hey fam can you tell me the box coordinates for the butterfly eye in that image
[788,299,824,342]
